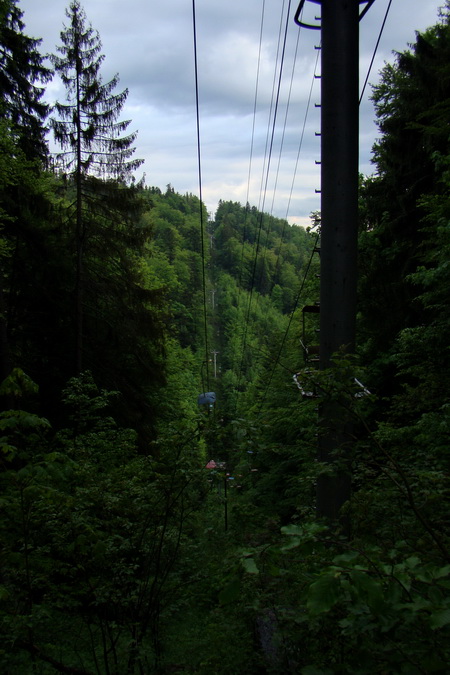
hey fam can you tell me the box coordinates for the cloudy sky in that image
[19,0,443,226]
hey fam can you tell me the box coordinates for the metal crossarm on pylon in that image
[294,0,376,30]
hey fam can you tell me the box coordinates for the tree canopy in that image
[1,2,450,673]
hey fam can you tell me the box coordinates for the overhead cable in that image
[192,0,210,391]
[235,0,292,400]
[360,0,393,104]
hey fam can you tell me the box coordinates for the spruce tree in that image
[0,0,52,386]
[50,0,143,373]
[0,0,51,161]
[50,0,142,181]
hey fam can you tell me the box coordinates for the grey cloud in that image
[18,0,443,223]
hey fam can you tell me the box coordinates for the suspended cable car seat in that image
[197,391,216,407]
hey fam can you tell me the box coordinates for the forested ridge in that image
[1,0,450,673]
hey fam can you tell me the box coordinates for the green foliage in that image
[0,0,51,160]
[0,373,211,674]
[0,367,38,399]
[2,3,450,672]
[289,538,450,673]
[214,199,312,303]
[359,3,450,371]
[0,369,49,462]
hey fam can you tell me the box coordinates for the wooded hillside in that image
[1,1,450,673]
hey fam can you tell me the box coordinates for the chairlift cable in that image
[268,26,302,217]
[272,37,321,295]
[360,0,393,104]
[230,0,267,381]
[284,42,321,224]
[192,0,210,392]
[256,0,288,213]
[234,1,293,415]
[256,0,392,412]
[255,19,302,296]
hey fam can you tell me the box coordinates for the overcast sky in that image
[19,0,443,226]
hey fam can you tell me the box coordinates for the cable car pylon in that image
[294,0,374,526]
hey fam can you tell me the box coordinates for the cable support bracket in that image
[294,0,376,30]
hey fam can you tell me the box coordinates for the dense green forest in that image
[1,0,450,672]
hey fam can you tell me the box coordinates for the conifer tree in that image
[0,0,52,386]
[50,0,143,373]
[50,0,142,181]
[0,0,51,160]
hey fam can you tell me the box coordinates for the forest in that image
[1,0,450,672]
